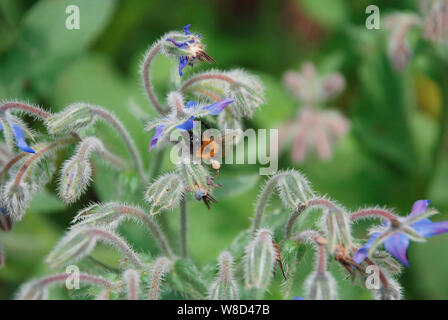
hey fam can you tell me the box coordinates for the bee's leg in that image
[206,193,218,203]
[202,196,211,210]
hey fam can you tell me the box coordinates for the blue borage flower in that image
[165,24,215,76]
[0,121,35,153]
[354,200,448,266]
[147,99,233,152]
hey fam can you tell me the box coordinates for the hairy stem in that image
[0,102,50,119]
[13,138,75,186]
[91,107,145,181]
[251,172,289,233]
[36,273,113,289]
[350,208,399,224]
[89,228,143,269]
[285,204,307,240]
[118,205,175,258]
[141,43,166,115]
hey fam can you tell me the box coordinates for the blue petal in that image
[176,116,195,131]
[178,56,189,76]
[353,232,381,264]
[412,219,448,238]
[0,207,6,216]
[0,122,3,130]
[12,124,35,153]
[383,233,410,266]
[409,200,430,218]
[185,100,198,109]
[293,296,305,300]
[203,99,234,115]
[148,125,165,152]
[166,38,188,48]
[183,24,192,35]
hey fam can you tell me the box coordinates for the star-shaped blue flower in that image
[354,200,448,266]
[0,121,35,153]
[148,99,233,152]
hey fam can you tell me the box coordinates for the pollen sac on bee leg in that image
[145,173,185,215]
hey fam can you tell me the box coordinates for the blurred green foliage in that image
[0,0,448,299]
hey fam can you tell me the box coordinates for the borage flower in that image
[279,107,350,163]
[165,24,215,76]
[146,98,233,152]
[0,121,35,153]
[354,200,448,266]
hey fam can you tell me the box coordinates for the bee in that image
[334,245,364,278]
[193,184,218,210]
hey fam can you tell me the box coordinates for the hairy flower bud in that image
[225,70,264,118]
[209,251,239,300]
[59,137,108,204]
[3,180,31,221]
[59,158,91,204]
[373,271,402,300]
[46,227,143,269]
[276,170,314,210]
[145,173,185,215]
[177,159,211,200]
[15,282,48,300]
[305,271,338,300]
[72,203,122,229]
[45,103,95,134]
[322,207,352,254]
[244,229,276,290]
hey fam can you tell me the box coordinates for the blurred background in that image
[1,0,448,299]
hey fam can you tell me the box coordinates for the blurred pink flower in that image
[420,0,448,45]
[384,13,421,72]
[279,107,350,163]
[281,62,349,163]
[283,62,345,106]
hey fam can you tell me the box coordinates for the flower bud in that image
[305,271,338,300]
[3,180,31,221]
[322,207,352,254]
[59,157,91,204]
[209,251,239,300]
[15,282,47,300]
[46,103,95,134]
[276,170,314,210]
[45,227,96,269]
[244,229,276,290]
[46,227,143,269]
[177,159,211,200]
[145,173,185,215]
[373,272,402,300]
[225,70,264,118]
[71,203,122,229]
